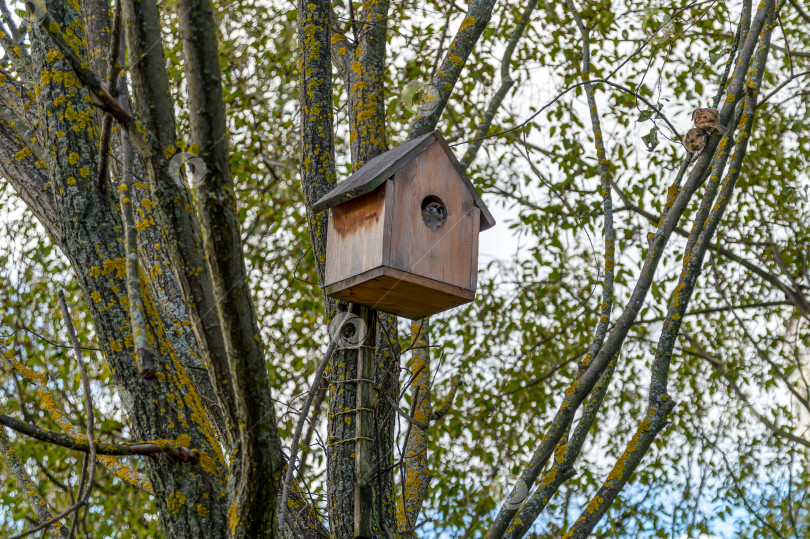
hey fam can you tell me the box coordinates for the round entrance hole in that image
[421,196,448,230]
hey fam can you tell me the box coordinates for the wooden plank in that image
[468,207,481,290]
[326,266,388,290]
[325,266,476,320]
[381,178,395,270]
[432,133,496,230]
[324,186,387,287]
[354,306,375,538]
[388,143,476,290]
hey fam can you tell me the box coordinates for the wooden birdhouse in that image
[312,129,495,320]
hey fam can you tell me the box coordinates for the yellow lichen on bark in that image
[167,492,187,514]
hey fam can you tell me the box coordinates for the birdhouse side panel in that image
[468,206,480,291]
[385,142,477,291]
[324,185,388,287]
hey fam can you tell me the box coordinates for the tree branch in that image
[57,290,96,537]
[684,332,810,449]
[95,0,123,189]
[34,7,129,123]
[121,0,240,456]
[2,348,153,494]
[300,0,338,284]
[408,0,497,139]
[460,0,538,167]
[176,0,286,535]
[117,99,155,379]
[0,0,22,43]
[0,2,31,77]
[0,415,200,460]
[498,3,621,532]
[485,2,775,536]
[346,0,389,164]
[562,2,778,536]
[279,310,352,531]
[430,373,462,421]
[0,427,69,538]
[0,107,57,238]
[397,320,432,534]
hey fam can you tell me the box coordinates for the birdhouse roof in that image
[312,130,496,231]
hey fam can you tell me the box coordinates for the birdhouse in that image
[312,129,495,320]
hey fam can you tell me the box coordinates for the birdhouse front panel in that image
[386,141,480,291]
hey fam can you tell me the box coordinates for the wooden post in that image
[354,306,376,537]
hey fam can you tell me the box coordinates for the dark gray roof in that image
[312,130,495,231]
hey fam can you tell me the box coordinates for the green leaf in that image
[641,127,659,151]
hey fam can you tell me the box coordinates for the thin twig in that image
[756,69,810,108]
[278,308,354,531]
[57,290,96,538]
[9,500,79,539]
[684,332,810,449]
[0,415,198,460]
[460,0,539,167]
[710,271,810,414]
[118,88,155,379]
[382,388,427,430]
[9,290,100,539]
[96,0,124,189]
[788,0,810,24]
[69,455,88,538]
[0,326,101,352]
[451,78,683,150]
[36,7,129,124]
